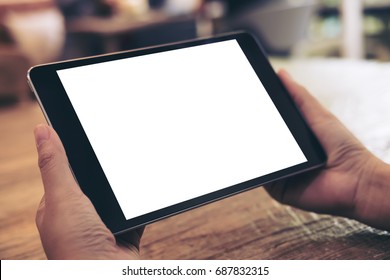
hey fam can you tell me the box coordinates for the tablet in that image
[28,32,326,234]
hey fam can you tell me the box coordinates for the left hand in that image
[34,124,143,259]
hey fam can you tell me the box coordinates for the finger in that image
[34,124,82,200]
[264,179,288,203]
[116,226,145,251]
[278,70,364,153]
[278,69,346,153]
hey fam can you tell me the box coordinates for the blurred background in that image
[1,0,390,105]
[2,0,390,260]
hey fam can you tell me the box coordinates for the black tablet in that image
[28,32,326,234]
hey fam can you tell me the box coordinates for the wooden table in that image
[1,101,390,260]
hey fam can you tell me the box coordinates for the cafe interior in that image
[1,0,390,260]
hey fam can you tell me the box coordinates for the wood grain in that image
[0,102,46,259]
[1,101,390,260]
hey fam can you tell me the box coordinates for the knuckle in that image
[38,149,57,172]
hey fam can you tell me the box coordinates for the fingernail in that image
[34,124,50,147]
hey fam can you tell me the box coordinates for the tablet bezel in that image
[28,32,326,234]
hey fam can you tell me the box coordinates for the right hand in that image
[266,70,390,231]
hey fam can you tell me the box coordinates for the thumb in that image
[278,69,334,128]
[34,124,82,201]
[278,69,346,154]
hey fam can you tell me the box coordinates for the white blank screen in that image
[57,40,307,220]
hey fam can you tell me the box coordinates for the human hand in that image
[34,124,143,259]
[266,70,390,231]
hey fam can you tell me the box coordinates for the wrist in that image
[353,158,390,231]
